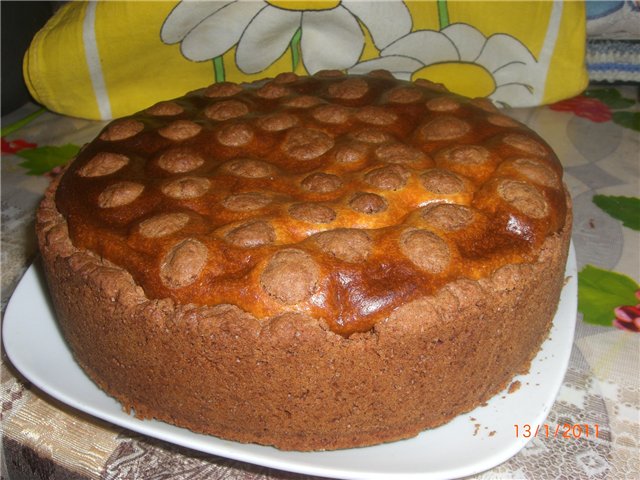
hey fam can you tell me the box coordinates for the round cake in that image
[36,70,571,451]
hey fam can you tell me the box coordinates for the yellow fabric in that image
[24,0,588,120]
[23,2,99,119]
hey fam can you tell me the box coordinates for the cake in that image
[36,71,571,451]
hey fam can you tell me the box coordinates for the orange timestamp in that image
[514,423,600,439]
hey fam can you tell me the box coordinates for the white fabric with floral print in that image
[161,0,412,74]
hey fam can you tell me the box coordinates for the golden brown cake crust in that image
[37,72,572,451]
[53,72,567,336]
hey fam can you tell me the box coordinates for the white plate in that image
[3,244,577,480]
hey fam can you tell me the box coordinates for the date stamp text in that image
[514,424,600,439]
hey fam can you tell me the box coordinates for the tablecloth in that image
[1,85,639,479]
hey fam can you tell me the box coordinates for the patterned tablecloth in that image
[1,86,639,480]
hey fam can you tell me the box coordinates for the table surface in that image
[2,86,639,480]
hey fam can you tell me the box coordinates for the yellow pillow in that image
[24,0,588,120]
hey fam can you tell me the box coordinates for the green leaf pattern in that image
[593,195,640,231]
[16,144,80,176]
[578,266,639,328]
[585,88,640,131]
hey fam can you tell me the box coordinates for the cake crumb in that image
[508,380,522,394]
[489,430,496,437]
[473,423,481,436]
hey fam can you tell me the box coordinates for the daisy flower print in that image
[349,23,542,107]
[161,0,412,77]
